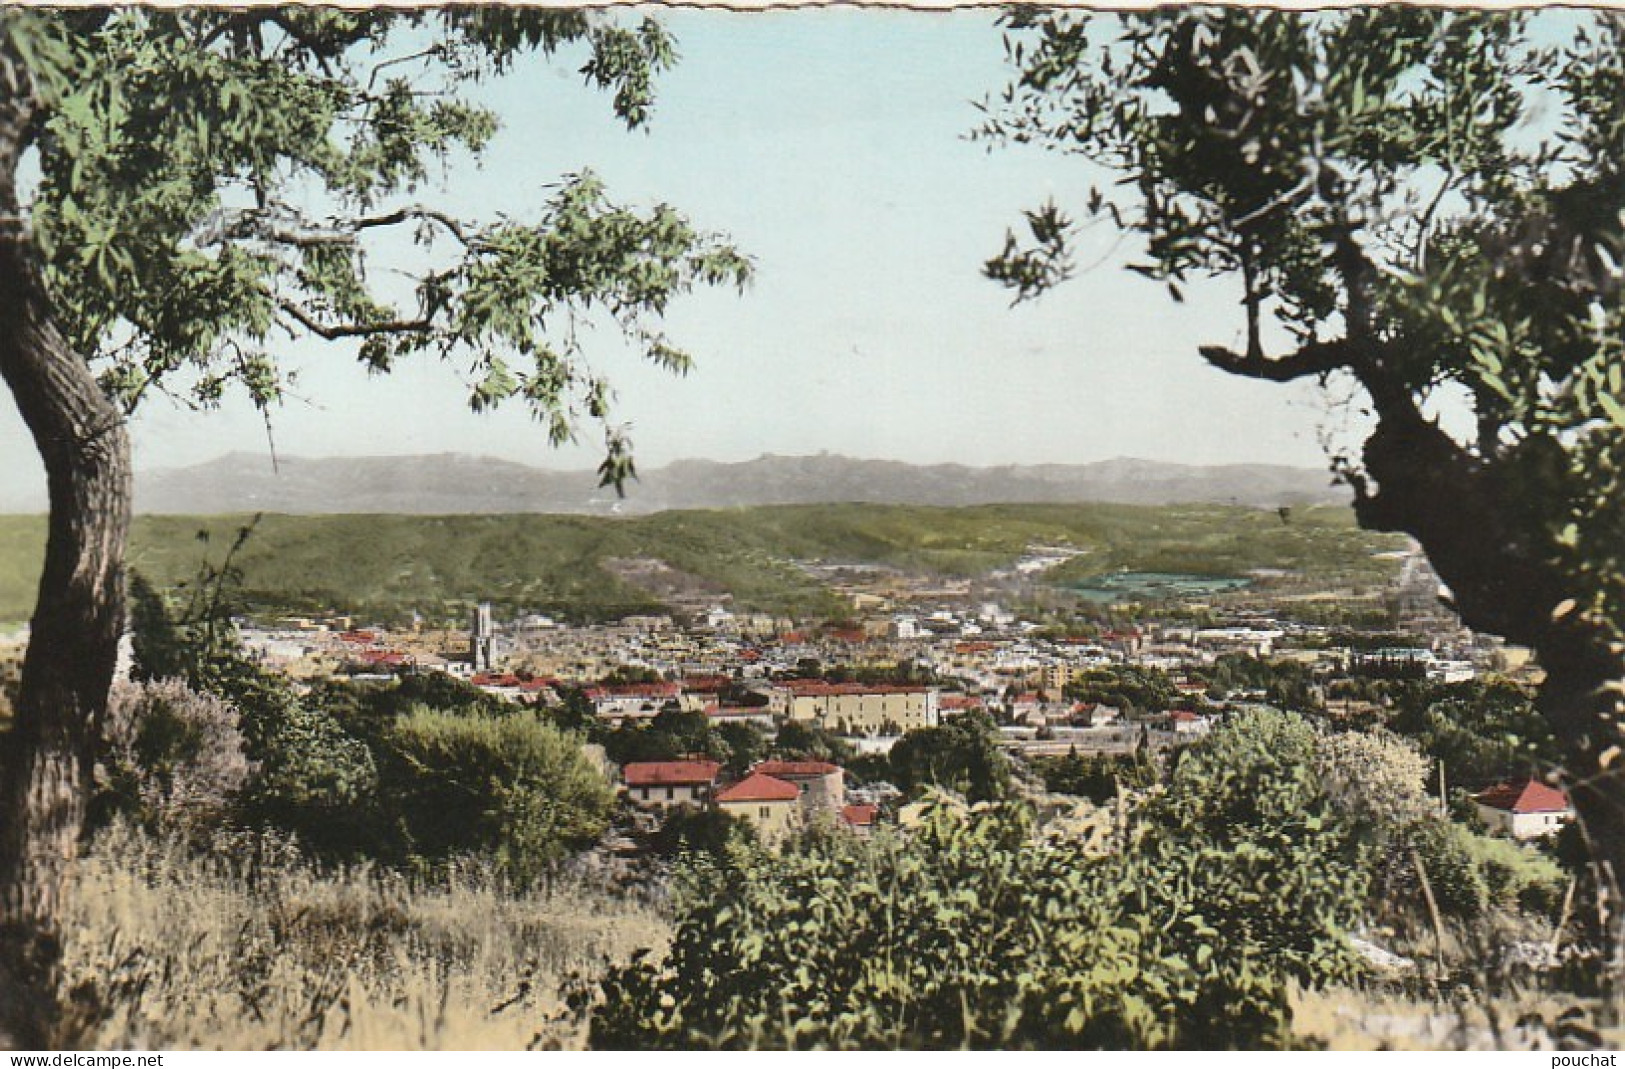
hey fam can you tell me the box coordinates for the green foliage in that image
[126,572,191,683]
[714,720,769,780]
[1041,747,1156,803]
[981,6,1625,650]
[1197,654,1321,713]
[1313,727,1434,832]
[647,806,753,860]
[584,761,1369,1050]
[886,712,1012,803]
[95,677,253,835]
[123,541,381,855]
[770,719,855,766]
[1153,710,1373,960]
[2,7,749,488]
[378,707,612,886]
[1063,664,1178,716]
[235,671,382,858]
[599,707,716,767]
[1460,830,1570,917]
[1389,678,1561,787]
[1403,820,1491,920]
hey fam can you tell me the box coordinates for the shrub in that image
[587,786,1368,1048]
[380,707,614,885]
[647,806,753,859]
[1461,832,1570,917]
[236,676,381,858]
[1400,819,1491,920]
[887,711,1011,803]
[582,709,1377,1050]
[98,677,253,833]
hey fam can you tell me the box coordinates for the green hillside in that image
[0,503,1406,626]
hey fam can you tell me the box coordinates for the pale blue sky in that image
[1,8,1365,508]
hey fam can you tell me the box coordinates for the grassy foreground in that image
[58,824,666,1050]
[53,821,1613,1052]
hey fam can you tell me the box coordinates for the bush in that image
[1401,819,1491,920]
[1462,832,1570,917]
[380,707,614,885]
[583,716,1374,1050]
[887,712,1010,803]
[235,673,381,858]
[1041,748,1155,803]
[97,678,253,834]
[647,806,753,859]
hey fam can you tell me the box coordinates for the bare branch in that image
[365,46,442,94]
[277,299,431,341]
[193,203,475,251]
[1199,338,1355,382]
[1411,164,1457,271]
[353,205,472,245]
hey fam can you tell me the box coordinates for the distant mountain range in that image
[43,452,1356,515]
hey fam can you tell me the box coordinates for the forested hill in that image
[0,503,1402,626]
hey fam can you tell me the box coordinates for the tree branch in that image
[277,299,431,340]
[353,205,472,245]
[195,204,474,251]
[1199,338,1355,382]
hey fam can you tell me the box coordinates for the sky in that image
[0,7,1370,508]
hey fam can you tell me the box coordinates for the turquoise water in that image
[1069,572,1251,603]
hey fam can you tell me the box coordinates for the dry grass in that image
[57,823,669,1050]
[1293,985,1623,1051]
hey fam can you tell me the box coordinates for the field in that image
[0,503,1406,626]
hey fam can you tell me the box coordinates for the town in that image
[192,537,1568,848]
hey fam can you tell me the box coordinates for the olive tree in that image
[0,7,747,1045]
[983,7,1625,953]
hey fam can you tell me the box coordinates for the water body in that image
[1069,572,1251,603]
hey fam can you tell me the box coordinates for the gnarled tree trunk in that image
[1355,404,1625,969]
[0,92,133,1049]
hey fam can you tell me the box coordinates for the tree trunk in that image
[1354,402,1625,970]
[1535,641,1625,994]
[0,99,133,1048]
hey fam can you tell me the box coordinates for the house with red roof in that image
[583,682,682,723]
[623,760,722,811]
[1473,777,1575,840]
[840,804,879,836]
[715,771,802,841]
[753,759,845,815]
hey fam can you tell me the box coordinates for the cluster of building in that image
[623,758,877,842]
[217,543,1567,845]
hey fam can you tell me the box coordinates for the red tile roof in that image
[715,772,799,803]
[1475,778,1572,814]
[623,760,722,788]
[841,804,878,827]
[778,681,930,698]
[754,760,840,779]
[711,705,771,718]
